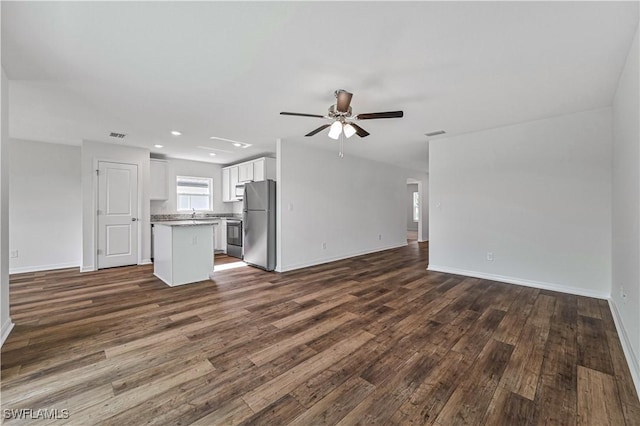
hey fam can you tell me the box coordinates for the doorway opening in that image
[406,178,422,244]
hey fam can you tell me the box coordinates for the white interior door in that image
[98,161,138,269]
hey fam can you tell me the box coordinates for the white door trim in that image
[93,158,142,269]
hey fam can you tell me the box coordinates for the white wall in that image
[612,24,640,391]
[407,183,419,231]
[429,108,612,299]
[81,140,151,271]
[9,139,81,273]
[232,200,243,215]
[150,158,233,215]
[277,140,421,272]
[422,175,429,241]
[1,67,13,345]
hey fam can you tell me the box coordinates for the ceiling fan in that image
[280,90,403,139]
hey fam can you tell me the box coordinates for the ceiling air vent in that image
[425,130,446,137]
[109,132,127,139]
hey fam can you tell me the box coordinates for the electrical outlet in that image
[378,234,382,240]
[486,252,494,261]
[9,250,18,258]
[322,242,327,250]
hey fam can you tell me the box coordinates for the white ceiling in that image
[2,2,638,171]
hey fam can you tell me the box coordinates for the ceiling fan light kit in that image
[343,123,356,138]
[280,89,404,156]
[328,121,343,140]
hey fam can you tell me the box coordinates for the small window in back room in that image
[176,176,213,211]
[413,192,419,222]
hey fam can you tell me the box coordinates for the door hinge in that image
[96,169,99,176]
[97,209,101,216]
[97,249,102,255]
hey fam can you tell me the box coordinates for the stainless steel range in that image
[226,219,243,259]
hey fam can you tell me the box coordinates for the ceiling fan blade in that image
[350,123,370,138]
[305,124,331,137]
[280,112,326,118]
[336,91,353,113]
[355,111,404,120]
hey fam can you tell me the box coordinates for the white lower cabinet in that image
[213,220,226,252]
[153,223,214,286]
[219,219,227,253]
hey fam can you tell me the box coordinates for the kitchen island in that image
[153,221,216,286]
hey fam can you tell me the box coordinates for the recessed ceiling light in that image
[209,153,217,156]
[233,143,242,147]
[154,144,163,148]
[171,130,182,136]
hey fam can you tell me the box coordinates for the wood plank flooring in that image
[2,242,639,425]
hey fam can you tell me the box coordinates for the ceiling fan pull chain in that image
[339,132,344,158]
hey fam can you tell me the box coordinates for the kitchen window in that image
[176,176,213,211]
[413,192,419,222]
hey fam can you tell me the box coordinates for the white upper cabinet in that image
[258,157,277,181]
[238,162,254,183]
[150,159,168,200]
[253,158,265,181]
[222,157,276,203]
[245,157,276,182]
[222,168,230,202]
[229,166,239,201]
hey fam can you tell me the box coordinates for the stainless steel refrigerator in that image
[243,180,276,271]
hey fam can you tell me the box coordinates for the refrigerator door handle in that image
[242,185,248,232]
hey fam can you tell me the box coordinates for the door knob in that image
[132,218,138,222]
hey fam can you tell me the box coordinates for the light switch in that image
[288,202,294,211]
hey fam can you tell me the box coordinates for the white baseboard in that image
[608,299,640,397]
[80,265,95,273]
[1,319,14,347]
[9,262,80,275]
[140,259,152,265]
[426,265,609,300]
[280,242,408,273]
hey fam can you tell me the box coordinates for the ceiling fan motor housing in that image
[328,104,352,118]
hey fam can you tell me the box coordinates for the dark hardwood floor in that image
[2,242,639,425]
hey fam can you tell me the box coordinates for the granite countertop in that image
[150,214,241,225]
[152,220,220,227]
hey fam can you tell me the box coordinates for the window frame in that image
[176,175,213,212]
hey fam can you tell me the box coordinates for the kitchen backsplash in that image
[151,213,241,221]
